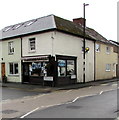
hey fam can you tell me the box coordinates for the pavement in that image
[1,78,119,93]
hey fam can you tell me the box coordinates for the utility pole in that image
[83,3,89,83]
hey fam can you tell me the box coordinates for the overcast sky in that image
[0,0,118,41]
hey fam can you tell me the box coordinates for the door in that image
[1,63,5,80]
[22,63,30,83]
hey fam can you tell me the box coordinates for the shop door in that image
[22,63,30,83]
[1,63,5,79]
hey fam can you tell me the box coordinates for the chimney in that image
[73,18,86,26]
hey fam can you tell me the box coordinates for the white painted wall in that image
[22,32,53,56]
[22,31,95,83]
[53,31,94,82]
[2,38,21,82]
[85,40,95,82]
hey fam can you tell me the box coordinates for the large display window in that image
[29,62,48,77]
[58,59,76,77]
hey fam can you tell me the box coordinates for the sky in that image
[0,0,118,41]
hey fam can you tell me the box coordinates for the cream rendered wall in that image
[96,42,118,80]
[2,38,21,82]
[85,40,95,82]
[22,32,53,56]
[53,31,94,83]
[0,41,2,81]
[22,31,95,83]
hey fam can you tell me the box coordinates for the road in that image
[25,90,117,118]
[2,87,41,100]
[1,81,118,119]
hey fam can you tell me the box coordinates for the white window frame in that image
[9,63,19,75]
[29,38,36,52]
[95,44,100,52]
[106,64,111,72]
[106,46,111,54]
[8,41,14,55]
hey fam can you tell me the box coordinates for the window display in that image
[67,60,75,75]
[29,62,47,77]
[58,60,66,77]
[58,59,75,77]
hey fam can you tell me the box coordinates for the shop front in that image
[22,55,56,85]
[56,55,77,86]
[21,55,77,86]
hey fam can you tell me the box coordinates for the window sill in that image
[28,50,36,53]
[8,74,19,77]
[105,70,111,72]
[106,52,110,54]
[96,51,100,52]
[8,53,14,55]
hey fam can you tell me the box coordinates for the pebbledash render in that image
[0,14,118,86]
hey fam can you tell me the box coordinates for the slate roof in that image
[0,14,108,43]
[1,15,56,39]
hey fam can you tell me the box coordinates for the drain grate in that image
[2,110,18,114]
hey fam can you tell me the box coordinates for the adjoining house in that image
[109,40,119,78]
[95,40,118,80]
[0,14,118,86]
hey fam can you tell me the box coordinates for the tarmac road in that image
[2,87,41,100]
[1,81,118,118]
[25,89,118,118]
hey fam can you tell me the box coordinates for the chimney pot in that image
[73,18,86,26]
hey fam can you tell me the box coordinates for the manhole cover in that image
[66,105,82,109]
[2,110,18,114]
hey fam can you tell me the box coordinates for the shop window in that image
[67,60,75,75]
[58,59,76,77]
[29,38,36,51]
[8,41,14,54]
[9,63,18,75]
[29,62,47,77]
[58,60,66,77]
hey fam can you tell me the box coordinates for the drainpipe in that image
[20,37,23,83]
[94,40,96,81]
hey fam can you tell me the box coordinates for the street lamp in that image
[83,3,89,83]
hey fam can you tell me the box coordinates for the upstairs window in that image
[106,64,111,71]
[8,41,14,55]
[106,46,111,54]
[29,38,36,51]
[95,44,100,52]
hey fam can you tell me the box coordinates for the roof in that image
[109,40,119,46]
[0,14,108,42]
[1,15,56,40]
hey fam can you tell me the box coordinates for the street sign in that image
[44,76,53,81]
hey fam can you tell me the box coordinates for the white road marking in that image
[65,90,72,93]
[112,84,117,86]
[99,91,103,95]
[20,107,39,118]
[72,97,79,103]
[33,94,46,99]
[101,84,108,86]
